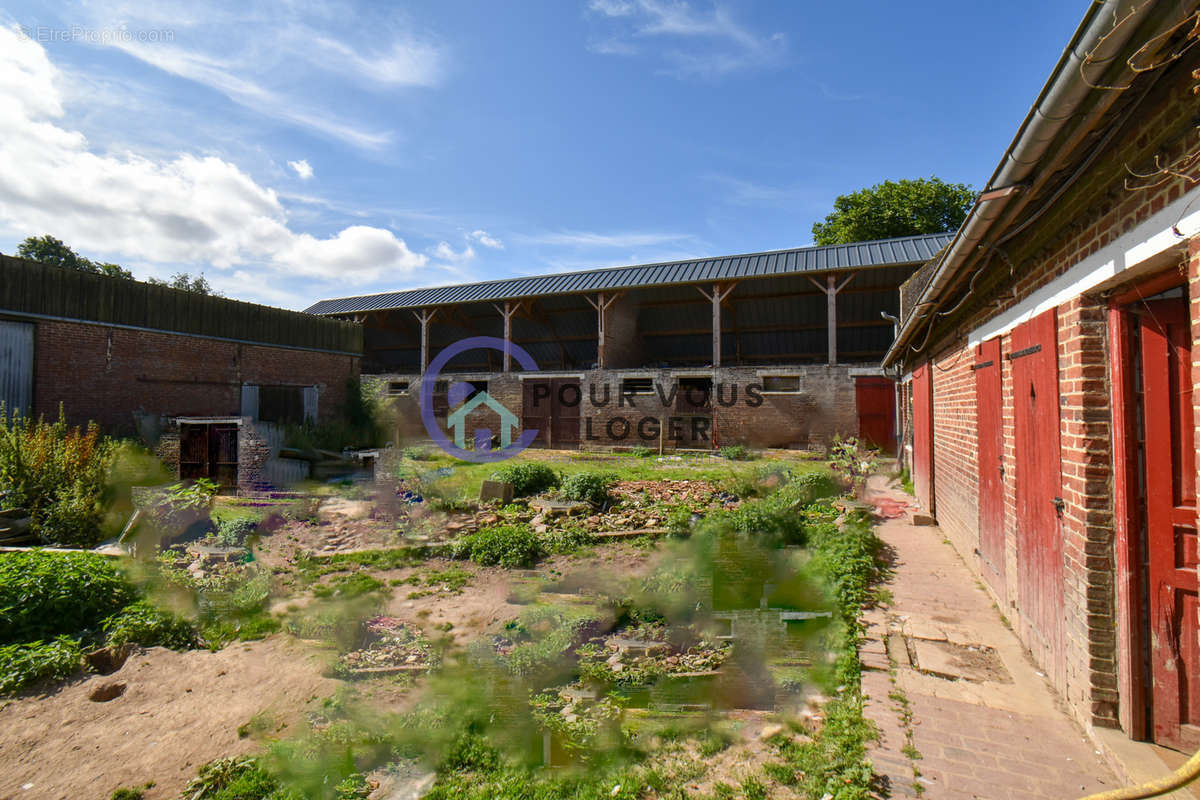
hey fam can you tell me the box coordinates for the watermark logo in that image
[419,337,539,463]
[17,24,175,44]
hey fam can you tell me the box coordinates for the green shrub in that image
[214,517,256,548]
[0,636,83,694]
[489,463,559,497]
[539,525,595,555]
[560,471,614,506]
[151,479,217,535]
[0,409,117,547]
[666,505,694,537]
[783,471,841,506]
[628,445,654,458]
[182,756,301,800]
[718,444,751,461]
[454,524,543,568]
[110,788,148,800]
[828,435,877,488]
[103,600,198,650]
[402,446,434,461]
[0,550,136,644]
[726,497,804,545]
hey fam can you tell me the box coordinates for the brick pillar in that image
[1056,294,1118,727]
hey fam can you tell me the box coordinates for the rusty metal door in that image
[1139,298,1200,751]
[1011,309,1064,683]
[0,320,33,418]
[855,376,896,453]
[975,337,1006,595]
[911,364,934,512]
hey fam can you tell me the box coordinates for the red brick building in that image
[0,255,361,433]
[884,0,1200,753]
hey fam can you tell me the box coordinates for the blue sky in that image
[0,1,1086,309]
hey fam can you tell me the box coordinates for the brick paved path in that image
[860,477,1119,800]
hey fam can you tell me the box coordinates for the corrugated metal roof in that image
[304,233,951,316]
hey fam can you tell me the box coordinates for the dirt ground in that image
[0,537,663,800]
[0,638,338,800]
[0,460,806,799]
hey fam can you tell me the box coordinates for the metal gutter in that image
[882,0,1146,367]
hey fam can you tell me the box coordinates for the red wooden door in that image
[856,376,896,453]
[1140,298,1200,751]
[1011,309,1064,681]
[974,337,1005,595]
[911,364,934,512]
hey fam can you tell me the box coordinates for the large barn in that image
[305,233,950,453]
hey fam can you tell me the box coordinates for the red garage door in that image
[911,364,934,513]
[856,376,896,453]
[1011,309,1064,683]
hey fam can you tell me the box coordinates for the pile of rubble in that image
[609,480,718,506]
[582,631,732,685]
[337,617,435,677]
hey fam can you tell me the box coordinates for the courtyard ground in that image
[859,475,1118,799]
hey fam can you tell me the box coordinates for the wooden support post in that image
[696,282,737,368]
[493,300,521,372]
[412,308,437,374]
[808,273,855,365]
[585,292,620,369]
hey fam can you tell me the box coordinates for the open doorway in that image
[1114,275,1199,751]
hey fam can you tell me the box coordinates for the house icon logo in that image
[445,385,520,451]
[419,336,540,463]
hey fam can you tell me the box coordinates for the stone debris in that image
[338,617,436,675]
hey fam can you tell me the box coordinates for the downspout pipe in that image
[882,0,1145,367]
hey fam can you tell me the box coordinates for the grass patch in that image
[769,505,882,800]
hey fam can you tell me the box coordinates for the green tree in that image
[811,177,975,246]
[15,235,134,279]
[147,272,221,296]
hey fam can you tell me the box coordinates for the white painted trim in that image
[969,185,1200,347]
[900,371,913,384]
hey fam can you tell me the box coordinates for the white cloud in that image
[469,229,504,249]
[70,1,446,149]
[586,0,785,78]
[431,241,476,264]
[103,37,393,150]
[288,159,314,180]
[0,26,426,287]
[309,34,444,88]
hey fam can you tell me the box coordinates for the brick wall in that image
[373,364,874,451]
[929,349,978,562]
[28,318,358,431]
[894,60,1198,732]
